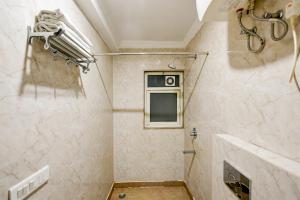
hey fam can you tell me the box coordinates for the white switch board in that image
[9,165,49,200]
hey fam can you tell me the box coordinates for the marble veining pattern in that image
[213,134,300,200]
[0,0,113,199]
[184,1,300,200]
[113,55,185,182]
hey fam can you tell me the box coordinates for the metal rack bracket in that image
[27,26,55,49]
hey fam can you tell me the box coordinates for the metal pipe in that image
[236,10,265,53]
[60,30,94,58]
[93,51,209,56]
[183,150,196,154]
[248,0,288,41]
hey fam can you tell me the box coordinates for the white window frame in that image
[144,72,183,129]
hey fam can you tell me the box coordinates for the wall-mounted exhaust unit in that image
[27,9,96,74]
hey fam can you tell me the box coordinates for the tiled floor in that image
[110,186,191,200]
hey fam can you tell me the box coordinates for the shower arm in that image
[237,10,265,53]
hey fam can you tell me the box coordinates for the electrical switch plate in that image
[9,165,49,200]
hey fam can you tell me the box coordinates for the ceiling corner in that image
[75,0,201,50]
[183,19,203,48]
[75,0,119,51]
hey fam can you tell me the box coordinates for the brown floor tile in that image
[110,186,191,200]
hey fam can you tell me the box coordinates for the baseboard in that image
[106,180,195,200]
[183,181,195,200]
[105,182,115,200]
[114,180,185,188]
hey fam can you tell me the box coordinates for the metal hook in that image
[237,11,265,53]
[82,67,88,74]
[81,62,90,74]
[66,59,73,66]
[27,26,54,49]
[50,48,59,61]
[43,36,50,49]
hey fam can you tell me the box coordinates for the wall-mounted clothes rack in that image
[27,26,96,74]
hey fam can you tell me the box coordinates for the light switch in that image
[9,166,49,200]
[29,181,34,190]
[22,184,28,195]
[17,188,22,198]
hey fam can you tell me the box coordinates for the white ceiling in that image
[75,0,202,50]
[99,0,197,42]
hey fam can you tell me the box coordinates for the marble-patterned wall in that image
[113,54,185,182]
[184,0,300,199]
[213,134,300,200]
[0,0,113,199]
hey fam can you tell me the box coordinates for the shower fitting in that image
[190,128,198,138]
[167,60,177,69]
[237,9,265,53]
[248,0,288,41]
[236,0,289,53]
[183,128,198,155]
[168,55,197,69]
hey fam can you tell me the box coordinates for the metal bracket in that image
[27,26,55,49]
[183,150,196,154]
[263,9,284,19]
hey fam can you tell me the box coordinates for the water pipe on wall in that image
[248,0,289,41]
[286,0,300,89]
[236,0,289,53]
[236,8,265,53]
[236,0,265,53]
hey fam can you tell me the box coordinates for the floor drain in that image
[119,193,126,199]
